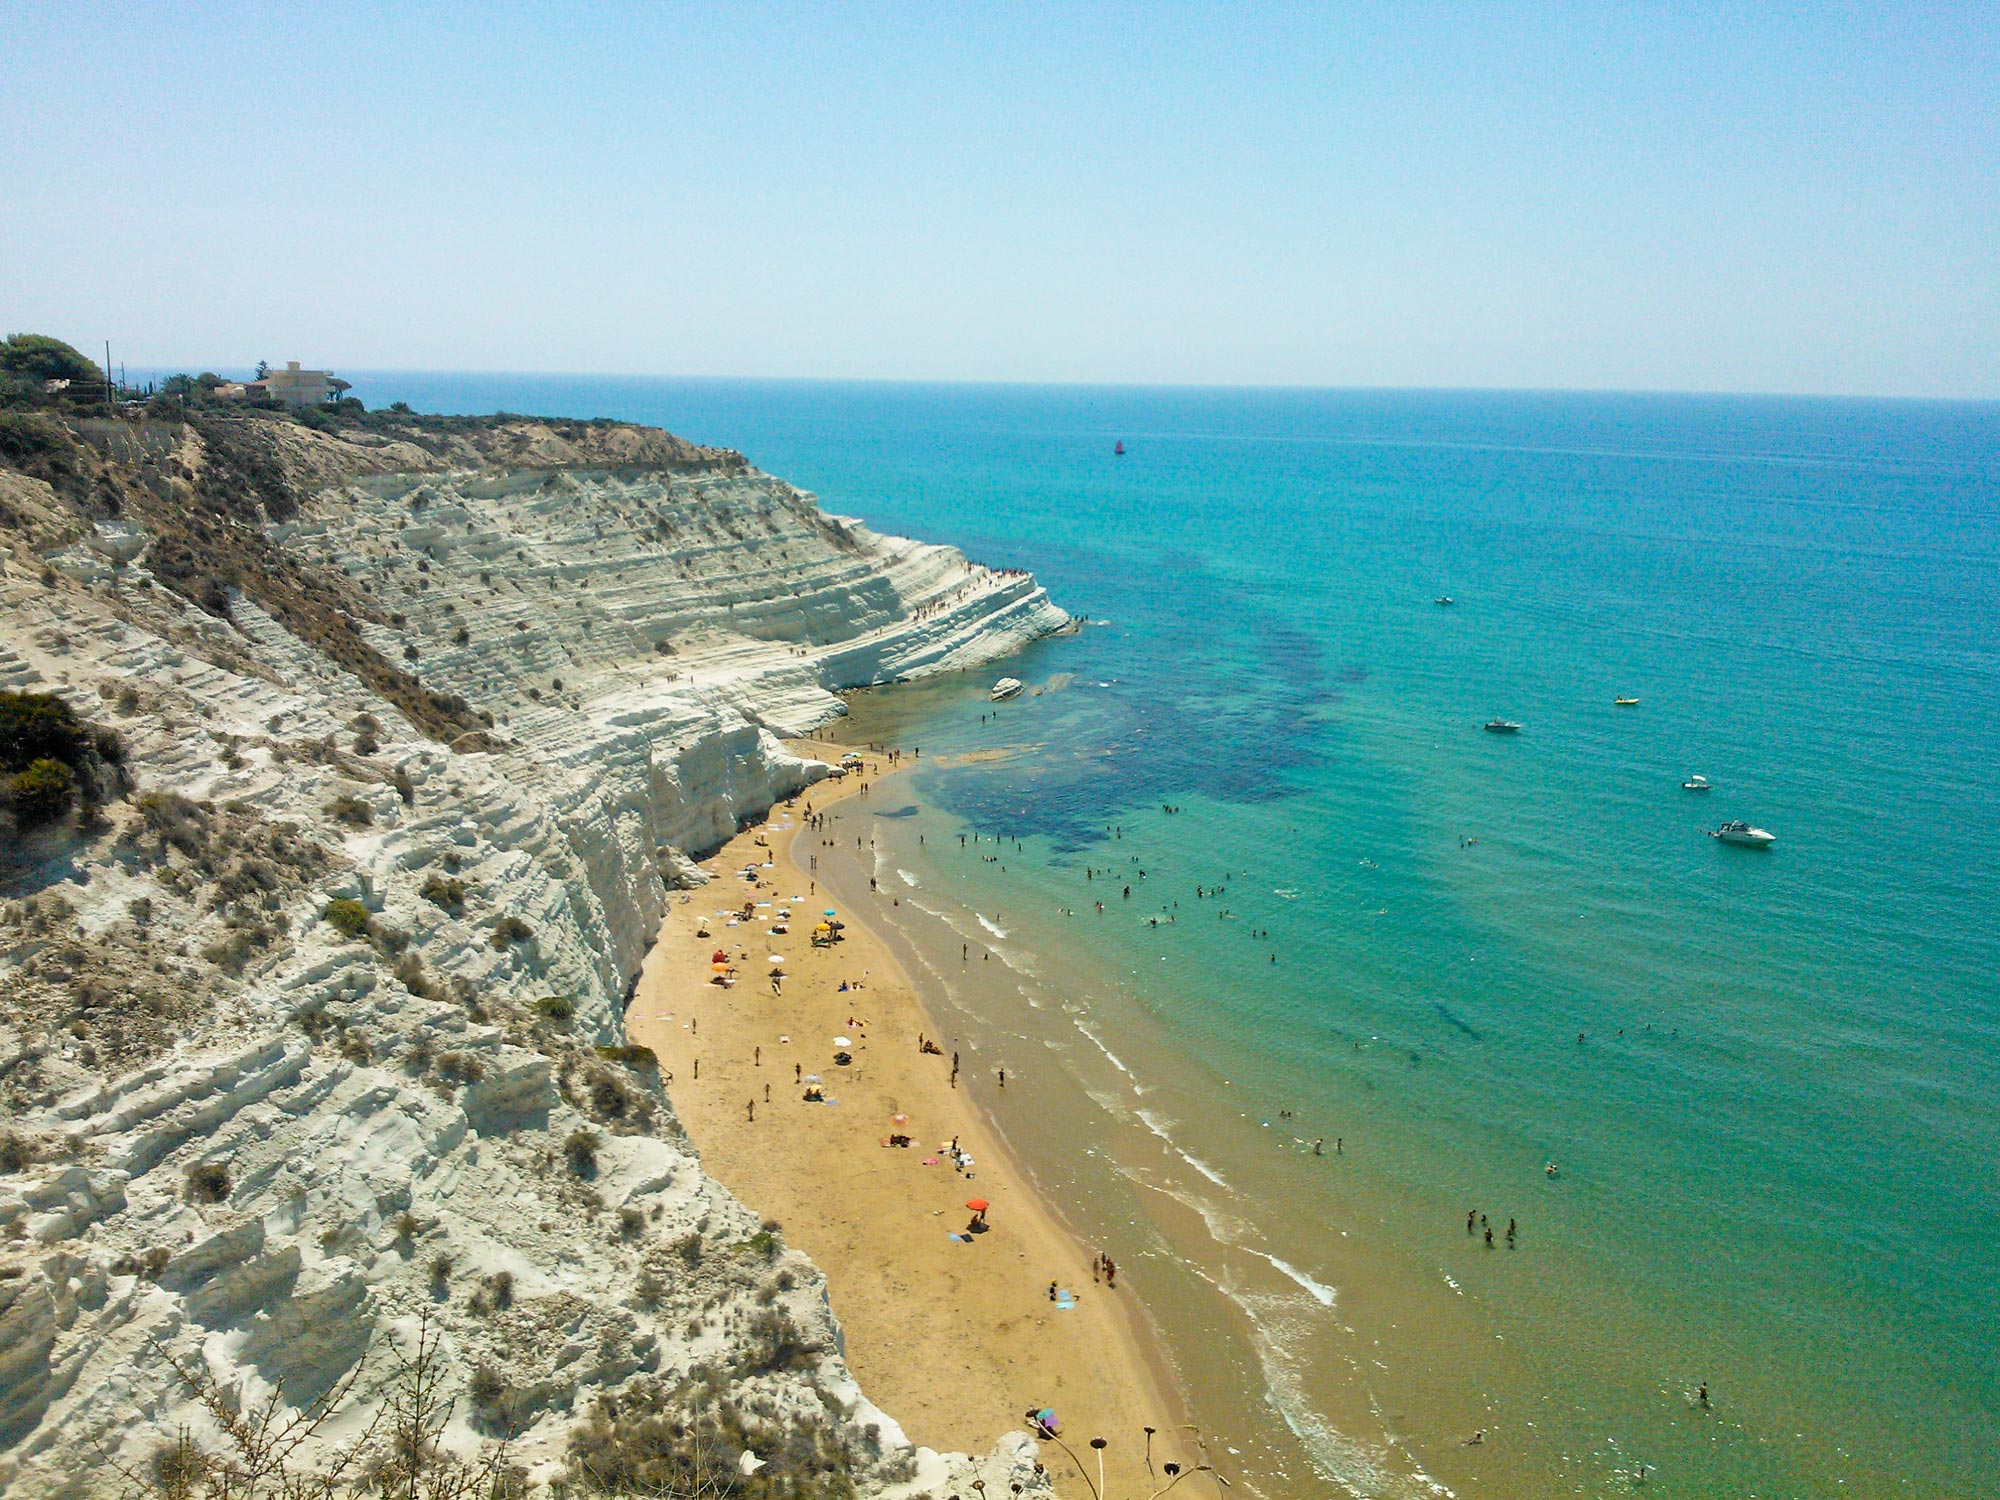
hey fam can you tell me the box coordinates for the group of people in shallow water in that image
[1466,1210,1519,1249]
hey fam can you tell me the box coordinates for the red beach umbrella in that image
[965,1198,989,1213]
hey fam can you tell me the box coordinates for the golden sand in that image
[629,742,1190,1497]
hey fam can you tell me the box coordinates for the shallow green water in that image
[359,375,2000,1496]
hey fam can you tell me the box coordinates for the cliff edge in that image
[0,398,1068,1496]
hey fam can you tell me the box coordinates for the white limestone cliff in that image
[0,451,1068,1496]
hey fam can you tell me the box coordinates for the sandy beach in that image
[630,739,1192,1498]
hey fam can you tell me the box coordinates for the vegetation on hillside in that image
[0,333,99,384]
[0,689,126,837]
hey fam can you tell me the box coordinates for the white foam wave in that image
[975,913,1008,939]
[896,868,918,887]
[1135,1109,1232,1188]
[1072,1020,1140,1091]
[1247,1249,1337,1307]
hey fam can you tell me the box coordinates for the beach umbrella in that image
[710,961,730,973]
[965,1198,989,1213]
[891,1112,909,1124]
[824,909,837,917]
[832,1036,852,1047]
[711,950,728,963]
[768,955,785,964]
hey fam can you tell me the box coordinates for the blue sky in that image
[3,3,1994,396]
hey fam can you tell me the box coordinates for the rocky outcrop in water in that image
[0,404,1066,1495]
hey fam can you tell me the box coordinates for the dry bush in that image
[326,795,373,828]
[533,995,574,1024]
[490,915,534,949]
[184,1161,230,1204]
[110,1308,516,1500]
[564,1129,600,1178]
[436,1051,485,1085]
[420,874,466,913]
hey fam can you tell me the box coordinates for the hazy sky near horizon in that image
[4,4,1995,397]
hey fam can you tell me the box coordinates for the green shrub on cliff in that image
[0,334,98,383]
[324,898,373,939]
[0,690,86,772]
[8,758,77,827]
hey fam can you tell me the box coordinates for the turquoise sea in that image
[352,374,1999,1497]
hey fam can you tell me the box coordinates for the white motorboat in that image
[1682,775,1711,792]
[1484,719,1522,734]
[1710,820,1775,847]
[989,677,1024,701]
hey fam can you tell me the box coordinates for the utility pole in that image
[105,341,113,401]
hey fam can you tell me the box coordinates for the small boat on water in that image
[1710,820,1776,847]
[1435,595,1455,606]
[1484,719,1522,734]
[1114,440,1126,456]
[1615,696,1641,706]
[989,677,1024,701]
[1682,774,1712,792]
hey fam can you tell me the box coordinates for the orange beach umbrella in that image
[965,1198,989,1213]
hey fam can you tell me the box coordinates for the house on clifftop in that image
[245,360,337,406]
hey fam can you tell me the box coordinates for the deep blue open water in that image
[350,374,1999,1497]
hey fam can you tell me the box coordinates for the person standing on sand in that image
[1313,1138,1323,1155]
[997,1067,1006,1089]
[746,1100,755,1123]
[1104,1256,1117,1287]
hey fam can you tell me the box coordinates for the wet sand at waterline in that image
[629,744,1190,1496]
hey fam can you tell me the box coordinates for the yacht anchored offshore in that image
[1711,820,1776,847]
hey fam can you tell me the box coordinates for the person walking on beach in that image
[1104,1256,1117,1288]
[997,1067,1006,1089]
[1313,1138,1323,1156]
